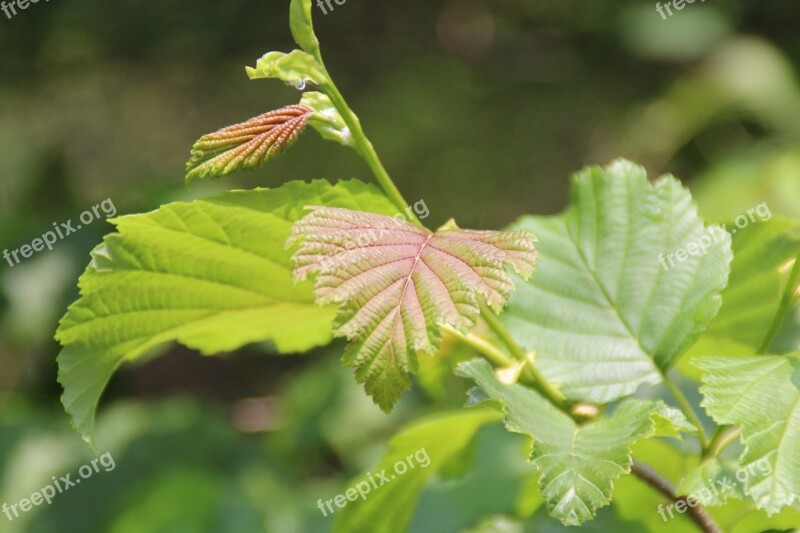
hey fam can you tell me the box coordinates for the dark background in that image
[1,1,799,531]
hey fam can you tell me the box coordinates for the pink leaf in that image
[288,206,538,410]
[186,104,312,181]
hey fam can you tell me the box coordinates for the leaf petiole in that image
[757,256,800,354]
[702,424,741,461]
[479,304,571,412]
[664,375,709,450]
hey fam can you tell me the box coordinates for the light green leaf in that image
[300,91,354,147]
[289,0,319,56]
[652,404,697,439]
[696,354,800,514]
[502,159,732,403]
[676,458,746,507]
[57,179,397,445]
[692,147,800,223]
[456,358,691,526]
[695,217,800,351]
[331,409,501,533]
[245,50,327,88]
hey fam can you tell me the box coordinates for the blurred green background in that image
[1,0,799,531]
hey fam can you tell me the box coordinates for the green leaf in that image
[300,91,354,147]
[245,50,327,88]
[289,0,319,56]
[692,147,800,223]
[288,210,538,411]
[185,104,313,182]
[696,354,800,514]
[676,458,746,507]
[331,409,501,533]
[456,358,691,526]
[501,159,732,403]
[56,179,397,445]
[695,216,800,351]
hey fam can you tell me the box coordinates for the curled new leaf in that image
[301,92,354,147]
[288,207,538,410]
[186,104,312,182]
[245,50,328,88]
[289,0,319,55]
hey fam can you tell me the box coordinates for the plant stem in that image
[664,375,709,450]
[631,461,723,533]
[317,78,421,226]
[440,325,516,368]
[479,305,570,410]
[310,38,721,533]
[702,425,741,461]
[757,256,800,354]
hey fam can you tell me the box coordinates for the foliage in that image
[289,207,537,411]
[46,0,800,531]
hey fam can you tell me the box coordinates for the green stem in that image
[479,305,570,411]
[757,257,800,354]
[310,38,417,222]
[702,425,741,461]
[664,376,709,450]
[440,324,516,368]
[311,71,421,225]
[305,34,714,530]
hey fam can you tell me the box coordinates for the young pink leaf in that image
[186,104,312,182]
[288,207,538,411]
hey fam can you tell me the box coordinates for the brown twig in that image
[631,461,723,533]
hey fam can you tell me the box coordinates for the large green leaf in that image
[695,217,800,351]
[501,160,732,403]
[56,179,396,445]
[331,409,501,533]
[456,359,691,526]
[697,354,800,514]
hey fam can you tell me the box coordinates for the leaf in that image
[695,216,800,351]
[676,458,746,507]
[288,209,538,411]
[289,0,319,56]
[331,409,501,533]
[56,179,398,445]
[696,354,800,514]
[692,147,800,223]
[300,91,354,147]
[185,104,312,182]
[245,50,327,87]
[501,159,732,403]
[455,359,691,526]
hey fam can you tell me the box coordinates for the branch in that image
[631,461,723,533]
